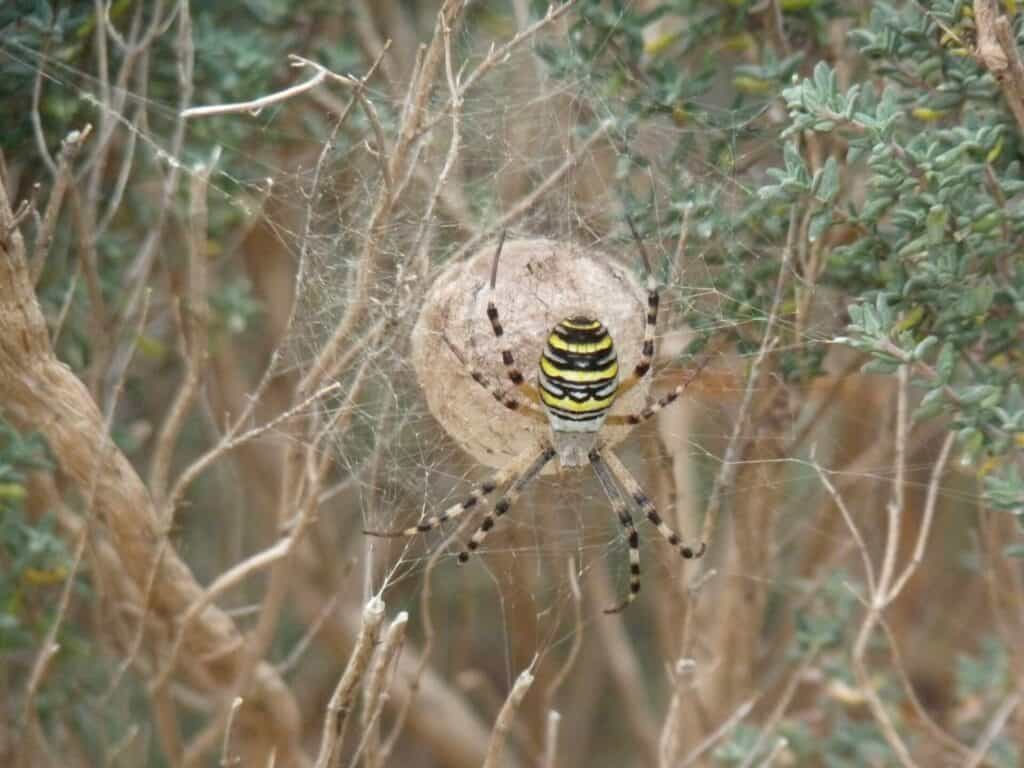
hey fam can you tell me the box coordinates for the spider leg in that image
[363,448,544,538]
[600,449,706,560]
[590,448,641,613]
[458,446,556,563]
[616,216,659,400]
[443,333,547,423]
[486,231,543,405]
[605,351,712,427]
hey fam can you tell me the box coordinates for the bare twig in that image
[755,738,789,768]
[541,710,561,768]
[164,379,343,520]
[181,56,337,118]
[738,649,820,768]
[220,697,244,767]
[679,695,759,767]
[482,663,536,768]
[152,534,293,692]
[315,597,387,768]
[658,658,698,768]
[964,692,1020,768]
[452,119,614,262]
[812,371,919,768]
[277,592,341,676]
[411,11,464,281]
[31,125,92,282]
[378,513,478,762]
[543,559,584,709]
[349,611,409,768]
[974,0,1024,133]
[150,148,218,510]
[886,431,955,601]
[415,1,579,140]
[700,204,797,550]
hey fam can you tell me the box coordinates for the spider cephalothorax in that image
[367,226,706,613]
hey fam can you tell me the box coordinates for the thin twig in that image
[886,431,955,601]
[964,692,1020,768]
[151,534,293,692]
[277,592,341,676]
[543,558,584,709]
[219,697,243,767]
[679,695,759,767]
[31,125,92,282]
[452,119,614,263]
[658,658,698,768]
[348,611,409,768]
[378,513,478,762]
[314,597,387,768]
[700,204,798,549]
[974,0,1024,133]
[181,57,333,118]
[813,463,877,612]
[541,710,561,768]
[414,1,579,140]
[876,365,909,601]
[150,147,218,510]
[482,663,536,768]
[411,11,464,282]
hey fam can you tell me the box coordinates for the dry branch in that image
[483,665,536,768]
[0,133,303,767]
[315,597,386,768]
[974,0,1024,133]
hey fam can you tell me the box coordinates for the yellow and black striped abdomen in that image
[538,316,619,432]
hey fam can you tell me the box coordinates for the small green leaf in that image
[808,209,832,242]
[936,343,956,383]
[926,204,948,245]
[816,157,840,202]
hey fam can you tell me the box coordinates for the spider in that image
[367,223,706,613]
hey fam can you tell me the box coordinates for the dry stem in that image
[315,597,386,768]
[482,664,536,768]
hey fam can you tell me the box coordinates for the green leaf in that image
[936,342,956,384]
[926,204,948,245]
[808,209,832,242]
[816,156,840,202]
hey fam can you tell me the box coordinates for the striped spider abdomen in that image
[539,316,620,466]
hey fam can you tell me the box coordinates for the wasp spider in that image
[368,224,706,613]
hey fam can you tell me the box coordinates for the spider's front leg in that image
[485,230,544,406]
[605,351,712,428]
[615,216,660,400]
[442,333,547,422]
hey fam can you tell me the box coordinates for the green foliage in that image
[534,2,1024,760]
[0,423,63,649]
[542,0,1023,514]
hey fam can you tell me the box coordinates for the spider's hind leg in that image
[364,461,519,539]
[601,449,706,560]
[458,446,556,563]
[590,448,642,613]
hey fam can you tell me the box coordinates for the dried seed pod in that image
[412,238,651,472]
